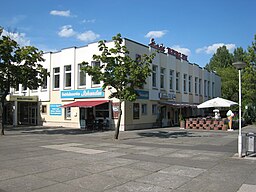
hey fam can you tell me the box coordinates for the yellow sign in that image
[8,95,38,102]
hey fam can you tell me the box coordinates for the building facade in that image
[6,38,221,131]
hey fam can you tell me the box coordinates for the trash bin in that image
[246,132,256,156]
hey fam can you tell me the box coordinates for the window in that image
[152,104,157,115]
[42,75,47,90]
[199,79,202,95]
[95,102,109,118]
[141,104,147,115]
[22,84,27,93]
[212,82,215,97]
[64,65,72,88]
[189,75,192,93]
[42,105,47,114]
[79,64,86,87]
[152,65,157,88]
[176,72,180,92]
[91,61,100,85]
[204,80,207,96]
[53,67,60,89]
[133,103,140,119]
[208,81,210,97]
[65,107,71,119]
[15,83,20,92]
[160,68,165,89]
[169,70,174,90]
[195,77,198,94]
[183,74,187,93]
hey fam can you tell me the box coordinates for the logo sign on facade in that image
[148,38,188,61]
[136,90,149,100]
[50,104,62,116]
[61,88,104,99]
[159,92,176,100]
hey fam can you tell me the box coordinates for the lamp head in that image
[232,61,246,70]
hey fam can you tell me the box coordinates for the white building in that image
[6,37,221,131]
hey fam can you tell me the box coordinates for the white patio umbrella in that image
[197,97,238,108]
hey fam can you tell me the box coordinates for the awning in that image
[159,101,198,108]
[61,100,109,108]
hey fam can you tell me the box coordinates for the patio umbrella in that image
[197,97,238,108]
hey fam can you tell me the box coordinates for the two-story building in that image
[5,37,221,131]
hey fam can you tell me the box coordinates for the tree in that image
[81,33,155,139]
[205,46,233,71]
[0,27,48,135]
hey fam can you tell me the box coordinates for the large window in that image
[160,68,165,89]
[79,64,86,87]
[141,104,147,115]
[91,61,100,85]
[189,75,192,93]
[169,70,174,90]
[195,77,198,94]
[204,80,207,96]
[183,74,187,93]
[53,67,60,89]
[176,72,180,92]
[65,107,71,119]
[64,65,72,88]
[152,65,157,88]
[199,78,202,95]
[152,104,157,115]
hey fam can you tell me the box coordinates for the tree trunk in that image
[1,90,9,136]
[114,101,122,139]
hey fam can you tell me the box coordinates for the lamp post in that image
[233,61,246,158]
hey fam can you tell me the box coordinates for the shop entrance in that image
[18,102,38,125]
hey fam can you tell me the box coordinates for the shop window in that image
[133,103,140,119]
[95,102,109,118]
[53,67,60,89]
[64,65,72,88]
[65,107,71,119]
[42,105,47,114]
[152,104,157,115]
[141,104,147,115]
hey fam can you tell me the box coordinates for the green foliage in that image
[81,33,155,102]
[0,28,48,94]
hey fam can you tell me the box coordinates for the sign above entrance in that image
[8,95,38,102]
[61,88,104,99]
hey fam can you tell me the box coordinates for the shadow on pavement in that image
[137,130,200,138]
[5,126,109,135]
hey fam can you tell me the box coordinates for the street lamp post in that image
[233,61,246,158]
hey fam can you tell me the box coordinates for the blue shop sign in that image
[136,90,149,99]
[50,104,62,116]
[61,88,104,99]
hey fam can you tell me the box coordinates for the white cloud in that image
[82,19,96,23]
[171,45,191,56]
[77,30,100,42]
[1,29,30,46]
[58,25,76,37]
[196,43,236,54]
[50,10,71,17]
[145,30,167,38]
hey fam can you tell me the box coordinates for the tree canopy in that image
[0,27,49,135]
[206,34,256,123]
[81,33,155,139]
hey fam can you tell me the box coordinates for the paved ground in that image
[0,125,256,192]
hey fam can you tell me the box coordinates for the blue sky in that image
[0,0,255,67]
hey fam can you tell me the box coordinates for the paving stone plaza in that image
[0,125,256,192]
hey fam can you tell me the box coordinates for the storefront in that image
[6,95,38,126]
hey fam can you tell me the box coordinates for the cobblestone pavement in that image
[0,125,256,192]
